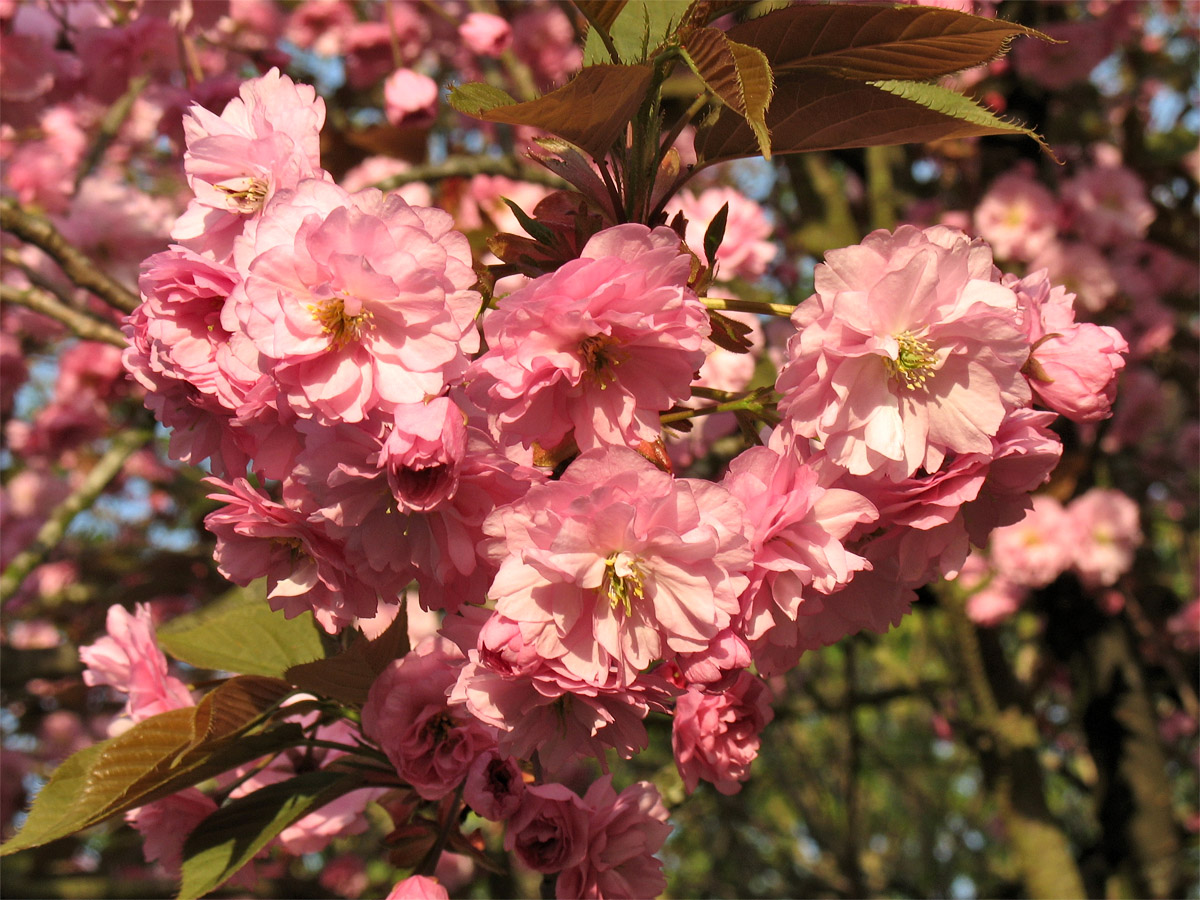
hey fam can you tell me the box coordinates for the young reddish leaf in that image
[574,0,629,35]
[178,770,364,900]
[466,65,653,161]
[697,71,1049,164]
[447,82,517,117]
[727,4,1051,81]
[285,604,409,707]
[156,581,324,679]
[683,27,775,158]
[707,308,755,354]
[0,677,295,856]
[702,200,730,267]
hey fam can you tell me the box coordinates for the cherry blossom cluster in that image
[104,62,1140,896]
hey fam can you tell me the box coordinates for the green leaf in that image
[178,771,363,900]
[574,0,629,63]
[726,4,1051,81]
[156,581,324,678]
[583,0,692,64]
[697,71,1050,165]
[682,28,775,159]
[448,82,517,117]
[1,677,296,856]
[501,197,557,245]
[461,65,653,161]
[286,603,409,707]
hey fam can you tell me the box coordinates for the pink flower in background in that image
[1067,488,1142,587]
[1061,163,1155,247]
[468,224,709,453]
[483,447,750,685]
[460,12,511,58]
[511,5,582,88]
[383,69,438,128]
[777,225,1031,478]
[959,551,1028,626]
[225,179,480,424]
[973,169,1059,262]
[558,776,672,900]
[672,671,773,795]
[126,789,218,878]
[1027,241,1117,314]
[989,495,1074,588]
[385,876,449,900]
[667,185,776,280]
[503,782,591,874]
[362,637,497,801]
[78,604,193,723]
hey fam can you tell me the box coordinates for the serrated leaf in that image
[463,65,653,161]
[697,71,1049,164]
[1,677,295,856]
[448,82,517,117]
[285,604,409,708]
[178,771,363,900]
[157,581,324,679]
[574,0,629,63]
[683,28,775,158]
[583,0,692,65]
[727,4,1051,81]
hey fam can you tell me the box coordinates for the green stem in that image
[660,396,768,425]
[703,296,796,318]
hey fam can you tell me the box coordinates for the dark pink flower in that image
[504,782,591,874]
[672,672,773,795]
[463,749,525,820]
[459,12,511,57]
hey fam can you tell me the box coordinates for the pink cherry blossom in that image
[78,603,193,723]
[1061,163,1155,247]
[463,749,525,820]
[483,446,750,685]
[174,68,328,258]
[468,224,710,453]
[558,776,673,900]
[973,169,1059,262]
[672,671,773,795]
[459,12,512,58]
[504,782,591,874]
[126,789,218,878]
[777,225,1032,478]
[1027,240,1117,314]
[1067,488,1142,587]
[362,636,498,801]
[380,398,468,512]
[383,68,439,128]
[224,179,481,424]
[988,495,1074,588]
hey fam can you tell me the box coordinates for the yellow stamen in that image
[600,551,645,618]
[883,331,936,390]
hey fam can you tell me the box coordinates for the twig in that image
[75,74,150,190]
[0,284,127,347]
[0,200,140,313]
[0,426,154,605]
[702,295,796,318]
[373,155,567,191]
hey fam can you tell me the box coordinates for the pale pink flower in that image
[504,782,591,874]
[78,604,193,723]
[667,185,776,280]
[558,776,673,900]
[284,0,356,56]
[1012,19,1114,90]
[340,156,433,207]
[205,476,380,632]
[468,224,710,453]
[386,876,449,900]
[777,225,1031,478]
[483,446,750,685]
[511,5,581,88]
[459,12,511,57]
[225,178,480,424]
[362,636,498,801]
[454,174,552,236]
[383,68,438,128]
[1061,164,1155,247]
[463,749,525,821]
[989,495,1074,588]
[173,68,327,257]
[1067,488,1142,587]
[722,433,876,656]
[672,672,773,795]
[973,169,1059,262]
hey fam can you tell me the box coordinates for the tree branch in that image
[0,199,140,313]
[373,155,567,192]
[1,284,127,347]
[0,426,154,605]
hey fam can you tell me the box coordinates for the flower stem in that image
[703,296,796,318]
